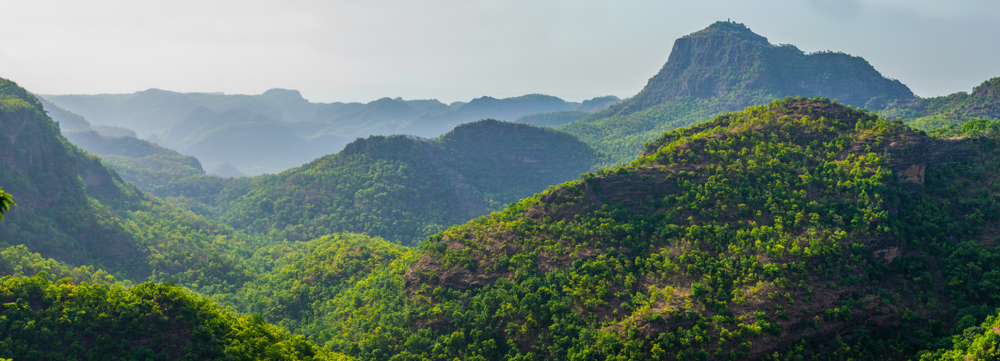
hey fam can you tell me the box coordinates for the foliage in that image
[231,233,407,338]
[101,154,206,192]
[219,120,597,245]
[0,187,13,221]
[881,77,1000,134]
[0,77,259,294]
[0,274,353,360]
[248,98,1000,361]
[0,245,120,286]
[917,309,1000,361]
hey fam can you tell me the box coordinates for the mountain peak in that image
[684,20,768,45]
[602,21,912,126]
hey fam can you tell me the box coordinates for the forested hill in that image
[880,76,1000,132]
[0,77,259,294]
[561,21,915,165]
[0,77,358,359]
[273,98,1000,360]
[218,119,598,245]
[0,275,353,360]
[0,78,145,265]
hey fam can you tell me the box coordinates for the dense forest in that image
[4,19,1000,361]
[227,97,998,360]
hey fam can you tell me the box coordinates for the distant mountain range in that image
[41,89,620,175]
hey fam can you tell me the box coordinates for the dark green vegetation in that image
[0,187,12,220]
[1,78,358,358]
[0,77,604,358]
[880,77,1000,135]
[216,119,598,245]
[216,98,1000,361]
[918,310,1000,360]
[0,274,353,360]
[0,78,262,294]
[561,21,915,166]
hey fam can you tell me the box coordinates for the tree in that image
[0,186,13,220]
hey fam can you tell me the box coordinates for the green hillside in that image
[0,274,353,360]
[0,78,262,294]
[247,98,1000,360]
[0,78,365,359]
[218,119,598,245]
[561,21,914,166]
[880,77,1000,134]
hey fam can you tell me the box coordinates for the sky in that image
[1,0,998,104]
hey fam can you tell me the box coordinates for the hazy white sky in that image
[1,0,998,103]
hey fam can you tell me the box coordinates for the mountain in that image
[40,88,287,137]
[235,98,1000,360]
[517,110,592,127]
[880,77,1000,133]
[148,106,349,175]
[0,78,142,265]
[43,90,596,175]
[209,161,246,178]
[561,21,915,165]
[55,110,209,193]
[515,96,623,127]
[578,95,622,112]
[401,98,452,115]
[36,95,91,131]
[404,94,583,137]
[0,78,265,295]
[216,119,598,245]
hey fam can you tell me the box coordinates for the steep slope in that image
[218,119,597,245]
[0,78,260,295]
[0,78,143,264]
[54,108,210,198]
[562,21,914,165]
[220,134,489,245]
[278,98,1000,360]
[35,95,91,131]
